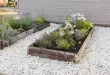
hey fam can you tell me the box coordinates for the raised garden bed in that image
[28,28,93,63]
[0,16,50,49]
[0,24,49,49]
[27,13,94,63]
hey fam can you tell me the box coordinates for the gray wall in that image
[18,0,110,24]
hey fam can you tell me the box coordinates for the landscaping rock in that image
[0,26,110,75]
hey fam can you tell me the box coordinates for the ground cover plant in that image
[0,15,13,25]
[0,15,50,39]
[0,15,33,39]
[8,16,33,32]
[34,13,94,53]
[0,15,17,40]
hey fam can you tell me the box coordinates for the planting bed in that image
[28,28,93,63]
[0,23,50,50]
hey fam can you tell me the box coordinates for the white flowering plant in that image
[71,13,86,21]
[64,13,93,40]
[57,13,93,44]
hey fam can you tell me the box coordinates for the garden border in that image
[0,28,34,49]
[27,28,94,63]
[0,24,49,50]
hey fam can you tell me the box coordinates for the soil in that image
[33,21,50,32]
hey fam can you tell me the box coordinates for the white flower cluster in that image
[71,13,86,21]
[59,13,86,36]
[59,20,75,36]
[64,21,73,30]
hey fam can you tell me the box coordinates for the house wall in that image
[18,0,110,25]
[0,0,8,6]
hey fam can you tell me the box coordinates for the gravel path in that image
[0,26,110,75]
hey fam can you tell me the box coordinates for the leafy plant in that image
[0,25,6,40]
[39,32,60,48]
[3,29,18,40]
[8,17,33,31]
[65,13,93,40]
[80,29,88,36]
[56,38,71,50]
[61,30,76,46]
[8,18,21,29]
[75,20,93,30]
[0,25,18,40]
[36,16,45,25]
[20,17,33,30]
[49,32,61,42]
[74,29,87,41]
[0,15,13,25]
[39,38,52,49]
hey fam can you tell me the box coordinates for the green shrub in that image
[60,30,76,46]
[61,29,70,39]
[8,18,21,29]
[3,29,18,40]
[66,13,93,31]
[39,38,52,49]
[0,25,6,40]
[48,32,60,43]
[80,29,88,36]
[36,16,45,25]
[56,38,71,50]
[38,32,60,48]
[20,17,33,30]
[8,17,33,31]
[75,20,93,30]
[0,25,17,40]
[0,15,13,25]
[64,13,94,41]
[74,29,88,41]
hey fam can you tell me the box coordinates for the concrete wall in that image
[18,0,110,24]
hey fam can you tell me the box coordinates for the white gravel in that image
[0,26,110,75]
